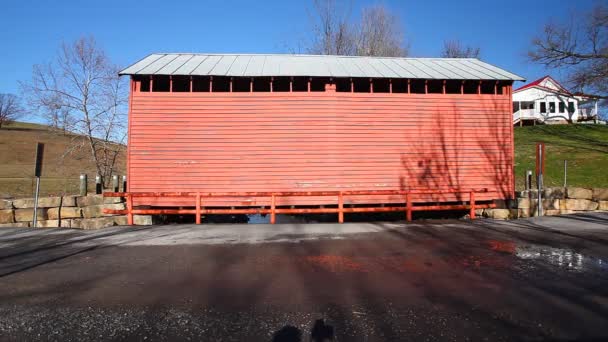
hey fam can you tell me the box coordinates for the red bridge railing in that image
[103,189,494,225]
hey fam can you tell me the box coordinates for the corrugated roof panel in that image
[349,59,381,77]
[410,60,451,79]
[209,55,237,75]
[173,55,209,75]
[136,54,180,75]
[226,55,252,76]
[367,59,400,78]
[120,54,164,75]
[380,59,417,78]
[447,60,497,79]
[391,59,432,78]
[119,53,525,81]
[242,55,266,76]
[190,55,223,75]
[154,54,195,75]
[418,60,468,79]
[262,55,283,76]
[465,59,522,80]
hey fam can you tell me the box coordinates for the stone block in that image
[474,209,485,217]
[13,197,62,209]
[599,201,608,211]
[544,210,561,216]
[486,209,511,220]
[0,222,29,228]
[77,194,104,207]
[12,198,35,209]
[35,220,59,228]
[103,196,124,204]
[82,203,126,218]
[543,199,560,210]
[567,187,593,200]
[134,215,153,225]
[544,187,566,199]
[14,208,47,222]
[563,199,599,211]
[0,200,12,210]
[0,209,14,224]
[517,198,530,209]
[113,215,129,226]
[47,207,82,220]
[35,219,73,228]
[73,217,116,230]
[560,209,576,215]
[61,195,78,207]
[518,189,538,198]
[593,188,608,201]
[518,208,531,218]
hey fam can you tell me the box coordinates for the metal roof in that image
[120,53,525,81]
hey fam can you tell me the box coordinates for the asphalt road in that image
[0,213,607,341]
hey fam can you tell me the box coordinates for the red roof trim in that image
[514,75,572,95]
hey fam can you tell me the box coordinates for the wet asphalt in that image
[0,213,607,341]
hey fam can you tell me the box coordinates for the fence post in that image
[270,194,276,224]
[95,175,102,194]
[122,175,127,192]
[525,170,533,191]
[406,193,412,222]
[338,192,344,223]
[195,192,201,224]
[470,191,476,219]
[126,194,133,225]
[79,174,87,196]
[112,175,119,192]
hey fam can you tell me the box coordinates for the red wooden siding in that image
[128,90,514,207]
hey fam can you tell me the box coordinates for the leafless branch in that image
[21,36,127,187]
[0,94,24,128]
[441,40,480,58]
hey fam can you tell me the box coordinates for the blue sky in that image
[0,0,597,95]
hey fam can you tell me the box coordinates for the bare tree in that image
[355,5,408,57]
[529,3,607,100]
[0,94,23,128]
[22,36,127,187]
[441,40,480,58]
[308,0,356,55]
[307,1,408,57]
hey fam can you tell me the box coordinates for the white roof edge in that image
[119,53,525,81]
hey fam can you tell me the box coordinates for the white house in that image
[512,75,600,125]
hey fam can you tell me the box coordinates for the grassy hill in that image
[514,124,608,190]
[0,121,126,198]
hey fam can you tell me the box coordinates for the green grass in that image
[514,125,608,190]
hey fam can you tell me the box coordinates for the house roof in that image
[119,53,526,81]
[514,75,571,95]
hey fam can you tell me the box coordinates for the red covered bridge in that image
[112,53,525,223]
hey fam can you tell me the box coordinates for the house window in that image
[559,102,565,113]
[568,102,575,113]
[540,102,547,113]
[549,102,556,113]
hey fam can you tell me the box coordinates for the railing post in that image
[270,194,276,224]
[470,191,476,219]
[338,192,344,223]
[195,192,201,224]
[127,194,133,226]
[406,193,412,222]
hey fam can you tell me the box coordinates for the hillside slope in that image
[0,122,126,198]
[514,125,608,189]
